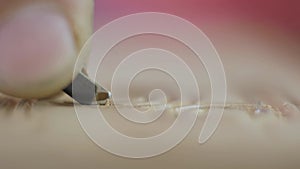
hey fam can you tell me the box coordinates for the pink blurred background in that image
[92,0,300,103]
[94,0,300,37]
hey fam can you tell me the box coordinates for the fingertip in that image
[0,4,76,98]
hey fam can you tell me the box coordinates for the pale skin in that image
[0,0,93,98]
[0,1,300,169]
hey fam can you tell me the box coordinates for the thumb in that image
[0,0,94,99]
